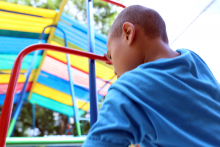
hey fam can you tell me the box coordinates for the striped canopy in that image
[0,1,116,117]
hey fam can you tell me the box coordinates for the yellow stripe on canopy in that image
[0,1,57,18]
[0,11,53,25]
[0,23,51,34]
[32,83,90,111]
[0,17,52,29]
[0,70,36,84]
[48,41,117,82]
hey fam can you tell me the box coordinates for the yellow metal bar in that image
[27,0,68,101]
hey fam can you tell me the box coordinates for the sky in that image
[120,0,220,82]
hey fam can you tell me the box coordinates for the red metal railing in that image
[0,44,110,146]
[0,1,125,145]
[101,0,126,8]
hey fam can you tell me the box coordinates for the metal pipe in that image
[87,0,98,127]
[6,137,86,146]
[7,24,71,137]
[27,0,68,102]
[78,75,115,111]
[66,49,81,136]
[97,75,116,94]
[7,49,40,137]
[100,0,126,8]
[41,25,82,136]
[0,43,109,146]
[32,103,36,137]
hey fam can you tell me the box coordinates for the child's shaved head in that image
[109,5,168,43]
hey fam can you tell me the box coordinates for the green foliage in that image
[0,102,64,137]
[68,0,119,34]
[93,0,119,34]
[12,103,61,136]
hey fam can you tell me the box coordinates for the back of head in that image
[109,5,168,43]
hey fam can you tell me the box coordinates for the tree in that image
[67,0,120,34]
[0,103,62,137]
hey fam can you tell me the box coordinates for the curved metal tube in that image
[0,43,110,146]
[100,0,126,8]
[39,25,67,47]
[7,25,72,137]
[41,25,82,136]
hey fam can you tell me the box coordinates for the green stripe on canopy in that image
[0,55,42,70]
[0,29,48,39]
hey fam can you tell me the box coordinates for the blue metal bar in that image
[66,47,81,136]
[9,24,81,137]
[39,25,66,44]
[32,103,36,137]
[77,74,115,112]
[87,0,98,127]
[8,26,56,137]
[68,116,71,124]
[98,75,116,93]
[41,25,81,136]
[8,48,40,137]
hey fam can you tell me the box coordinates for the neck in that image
[143,38,180,63]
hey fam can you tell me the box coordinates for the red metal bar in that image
[101,0,126,8]
[0,44,111,146]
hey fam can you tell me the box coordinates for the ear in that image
[122,22,135,45]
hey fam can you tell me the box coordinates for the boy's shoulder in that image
[111,48,209,87]
[109,60,174,101]
[109,48,218,100]
[110,48,189,90]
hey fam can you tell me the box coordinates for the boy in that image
[82,5,220,147]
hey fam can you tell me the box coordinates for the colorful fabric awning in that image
[0,1,115,116]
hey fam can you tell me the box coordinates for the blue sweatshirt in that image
[83,49,220,147]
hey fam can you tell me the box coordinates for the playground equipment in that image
[0,43,110,146]
[0,0,125,146]
[6,136,86,146]
[7,24,82,137]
